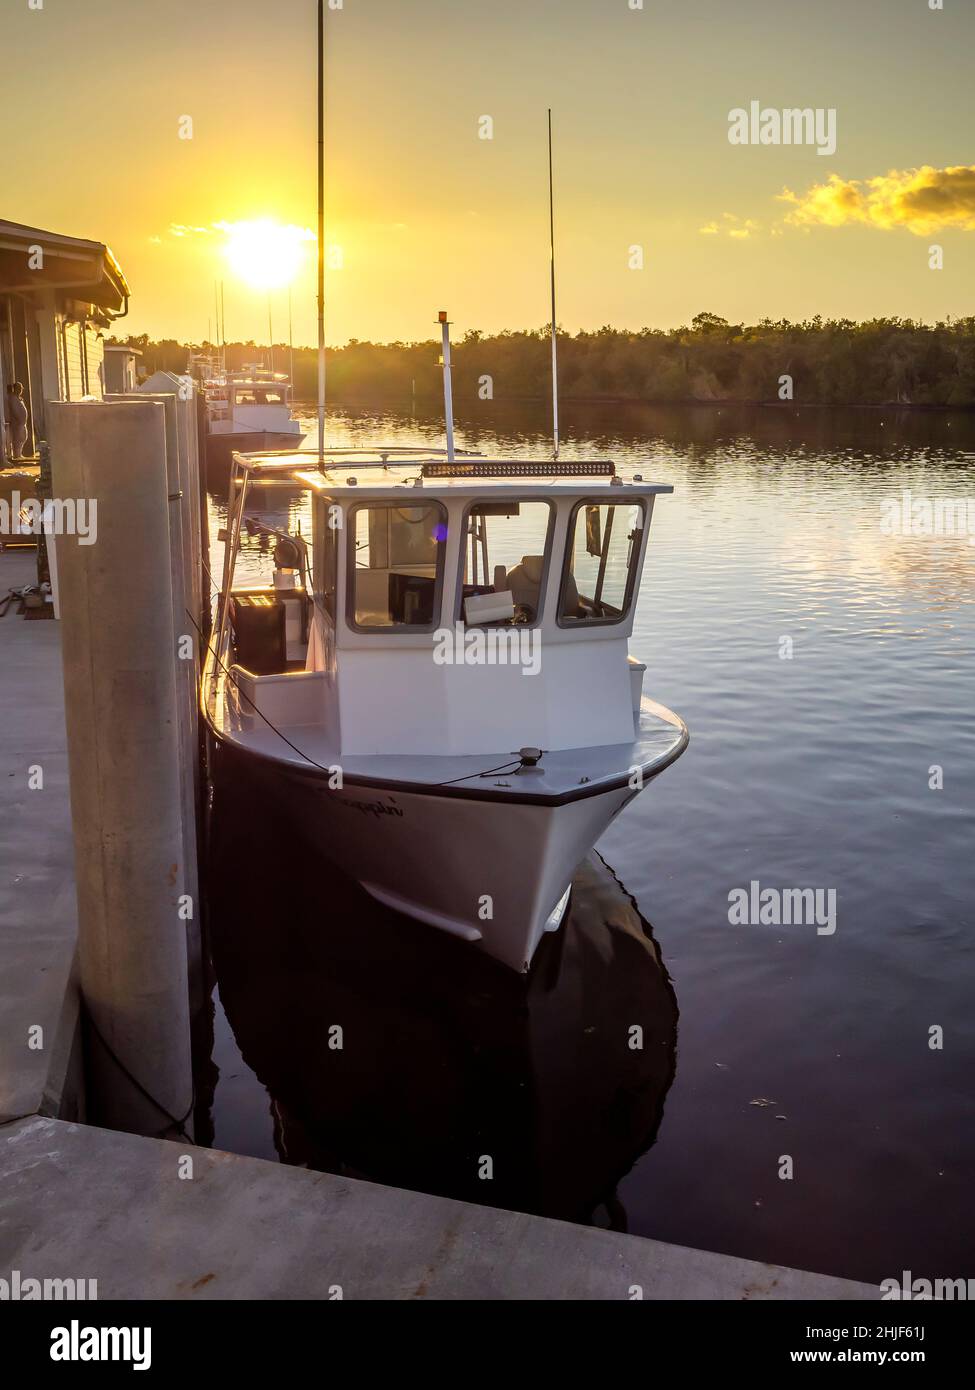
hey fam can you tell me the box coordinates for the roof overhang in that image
[0,220,129,313]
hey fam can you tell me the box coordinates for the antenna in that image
[438,310,455,462]
[547,108,559,461]
[316,0,326,468]
[220,281,226,369]
[288,286,295,396]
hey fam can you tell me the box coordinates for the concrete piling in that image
[48,400,195,1138]
[109,382,206,1012]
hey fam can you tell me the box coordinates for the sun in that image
[217,219,313,290]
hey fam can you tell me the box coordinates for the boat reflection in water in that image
[203,765,678,1230]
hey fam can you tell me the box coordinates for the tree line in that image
[112,313,975,408]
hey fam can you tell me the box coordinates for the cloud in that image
[699,214,761,239]
[778,165,975,235]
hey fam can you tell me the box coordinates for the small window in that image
[558,500,645,625]
[460,500,553,626]
[348,502,446,630]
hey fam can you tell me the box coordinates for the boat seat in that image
[504,554,578,618]
[504,554,543,610]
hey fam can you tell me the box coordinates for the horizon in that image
[116,310,975,355]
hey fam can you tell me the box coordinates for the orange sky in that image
[3,0,973,345]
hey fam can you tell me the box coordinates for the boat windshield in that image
[460,499,553,626]
[234,388,287,405]
[558,499,645,625]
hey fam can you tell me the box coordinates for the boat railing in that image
[225,445,484,475]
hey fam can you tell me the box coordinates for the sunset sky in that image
[3,0,973,346]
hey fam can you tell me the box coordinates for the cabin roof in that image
[230,449,673,498]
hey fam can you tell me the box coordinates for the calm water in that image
[201,402,975,1285]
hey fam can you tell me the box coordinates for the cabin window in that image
[459,500,554,626]
[234,389,283,405]
[348,502,447,630]
[558,499,645,626]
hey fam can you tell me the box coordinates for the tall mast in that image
[316,0,326,467]
[288,286,295,394]
[547,108,560,461]
[439,311,455,462]
[267,294,274,374]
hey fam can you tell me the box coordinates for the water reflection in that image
[203,756,678,1230]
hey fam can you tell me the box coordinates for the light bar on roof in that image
[421,460,616,479]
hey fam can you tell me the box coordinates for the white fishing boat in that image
[202,13,685,972]
[190,353,306,487]
[203,444,688,972]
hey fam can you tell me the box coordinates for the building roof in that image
[0,220,129,312]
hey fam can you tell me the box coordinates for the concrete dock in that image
[0,549,82,1126]
[0,541,878,1299]
[0,1116,877,1300]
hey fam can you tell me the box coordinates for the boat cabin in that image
[201,366,296,433]
[215,453,673,757]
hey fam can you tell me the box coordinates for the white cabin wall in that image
[336,637,634,756]
[305,605,342,746]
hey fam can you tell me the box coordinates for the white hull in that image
[214,738,644,971]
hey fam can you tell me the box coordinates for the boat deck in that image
[208,687,688,805]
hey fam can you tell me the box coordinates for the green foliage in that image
[109,315,975,407]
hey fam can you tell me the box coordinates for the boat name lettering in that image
[338,796,404,819]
